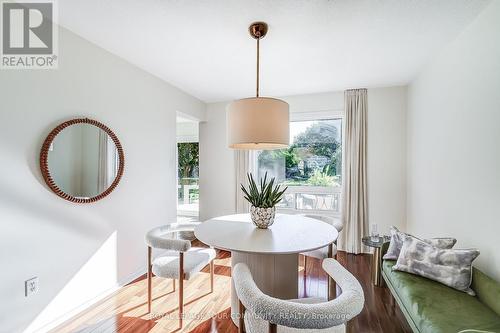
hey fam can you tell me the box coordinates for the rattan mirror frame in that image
[40,118,125,203]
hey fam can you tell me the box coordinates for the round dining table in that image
[194,213,338,324]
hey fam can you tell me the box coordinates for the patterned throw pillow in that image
[383,226,457,260]
[393,236,480,295]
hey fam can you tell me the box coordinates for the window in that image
[177,142,199,217]
[257,118,342,214]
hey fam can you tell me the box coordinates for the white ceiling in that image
[58,0,490,102]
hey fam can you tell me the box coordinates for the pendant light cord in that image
[256,37,260,97]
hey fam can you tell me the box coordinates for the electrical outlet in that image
[25,277,39,297]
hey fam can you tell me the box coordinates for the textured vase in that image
[250,206,276,229]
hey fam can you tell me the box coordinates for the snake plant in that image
[241,172,288,208]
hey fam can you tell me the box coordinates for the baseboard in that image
[30,268,147,333]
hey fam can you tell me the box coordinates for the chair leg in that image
[173,278,176,292]
[328,243,334,258]
[328,243,337,300]
[269,323,277,333]
[147,246,152,313]
[334,239,338,260]
[238,299,246,333]
[179,252,184,329]
[210,260,214,293]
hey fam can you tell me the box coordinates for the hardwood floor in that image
[51,247,411,333]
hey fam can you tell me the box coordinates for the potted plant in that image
[241,172,288,229]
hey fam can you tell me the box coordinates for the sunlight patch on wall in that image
[25,231,118,333]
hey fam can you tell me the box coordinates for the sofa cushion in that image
[473,268,500,317]
[383,226,456,260]
[383,260,500,333]
[393,236,479,295]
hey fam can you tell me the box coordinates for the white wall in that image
[79,125,100,197]
[407,1,500,281]
[0,26,205,332]
[176,121,199,143]
[49,126,82,196]
[199,102,236,221]
[368,87,407,235]
[199,88,407,239]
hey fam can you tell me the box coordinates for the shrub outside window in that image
[257,118,342,214]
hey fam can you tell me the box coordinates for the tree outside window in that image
[258,119,342,188]
[177,142,199,204]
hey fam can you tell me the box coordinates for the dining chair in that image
[301,214,344,234]
[300,214,343,276]
[233,258,364,333]
[145,223,216,328]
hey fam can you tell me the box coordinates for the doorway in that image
[176,114,199,222]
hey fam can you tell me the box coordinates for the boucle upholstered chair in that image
[301,214,344,234]
[145,223,216,328]
[300,214,343,278]
[233,258,364,333]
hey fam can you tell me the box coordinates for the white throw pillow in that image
[393,235,479,295]
[383,226,456,260]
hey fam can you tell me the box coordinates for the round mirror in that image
[40,118,124,203]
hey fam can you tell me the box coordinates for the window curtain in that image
[338,88,368,254]
[235,150,257,213]
[97,132,118,193]
[97,131,109,193]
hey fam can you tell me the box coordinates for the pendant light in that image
[227,22,289,150]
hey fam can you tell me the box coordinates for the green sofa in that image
[382,257,500,333]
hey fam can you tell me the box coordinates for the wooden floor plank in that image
[51,246,411,333]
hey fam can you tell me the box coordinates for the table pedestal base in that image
[371,247,383,286]
[230,251,299,325]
